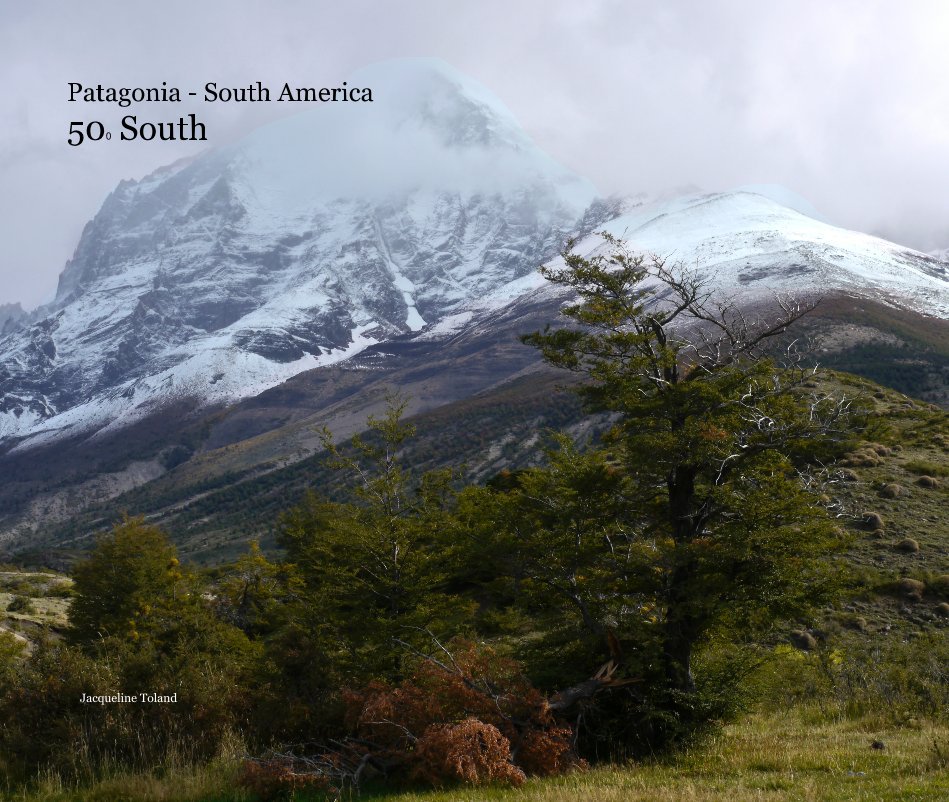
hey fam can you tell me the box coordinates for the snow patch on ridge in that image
[9,324,379,452]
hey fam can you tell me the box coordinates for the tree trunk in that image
[662,626,696,694]
[662,462,700,694]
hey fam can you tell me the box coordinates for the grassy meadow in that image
[4,711,946,802]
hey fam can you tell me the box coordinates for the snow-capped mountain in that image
[0,59,598,448]
[2,59,948,455]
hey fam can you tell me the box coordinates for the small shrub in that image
[0,577,32,594]
[862,512,884,530]
[515,724,586,777]
[6,595,34,614]
[789,630,817,651]
[897,578,925,601]
[837,468,859,482]
[935,602,949,618]
[895,538,920,554]
[44,582,73,599]
[929,575,949,597]
[411,719,526,787]
[843,451,881,467]
[338,640,583,786]
[0,631,26,683]
[915,475,940,489]
[878,483,905,499]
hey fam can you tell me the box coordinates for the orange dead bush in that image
[411,718,526,786]
[515,723,584,776]
[342,639,585,784]
[237,757,330,800]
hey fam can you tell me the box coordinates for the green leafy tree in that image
[68,516,186,644]
[65,517,263,764]
[214,540,288,636]
[280,394,473,683]
[507,235,857,743]
[456,440,637,681]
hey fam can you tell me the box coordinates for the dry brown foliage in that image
[342,639,586,785]
[862,511,884,530]
[898,578,925,601]
[411,719,526,786]
[238,640,585,795]
[895,538,921,554]
[237,757,330,800]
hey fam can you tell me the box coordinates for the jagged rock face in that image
[0,59,597,447]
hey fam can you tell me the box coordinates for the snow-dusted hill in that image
[588,190,948,315]
[2,60,948,454]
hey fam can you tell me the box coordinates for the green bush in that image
[755,632,949,724]
[44,581,74,598]
[6,595,35,614]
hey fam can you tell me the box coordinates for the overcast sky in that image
[2,0,948,309]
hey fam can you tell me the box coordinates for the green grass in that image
[4,711,946,802]
[359,713,949,802]
[902,460,949,478]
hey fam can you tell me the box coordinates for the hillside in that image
[6,370,947,632]
[1,369,946,802]
[2,286,947,560]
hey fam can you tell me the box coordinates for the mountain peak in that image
[225,58,595,210]
[0,302,26,334]
[5,62,946,453]
[733,184,828,223]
